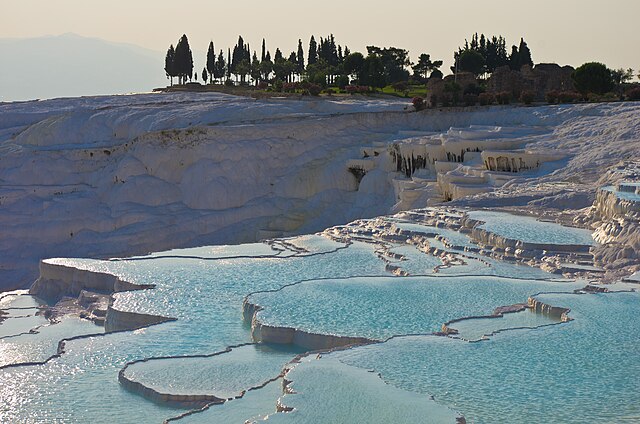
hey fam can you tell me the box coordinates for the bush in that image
[478,92,495,106]
[224,79,234,87]
[429,94,438,107]
[257,81,268,90]
[412,97,426,111]
[273,79,283,92]
[308,83,322,96]
[392,81,409,93]
[282,82,298,93]
[463,93,478,106]
[345,85,370,94]
[441,95,452,107]
[324,88,336,95]
[546,90,559,104]
[497,91,511,105]
[520,90,535,105]
[557,91,580,103]
[626,87,640,101]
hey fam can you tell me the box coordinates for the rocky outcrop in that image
[243,299,375,350]
[427,72,477,106]
[30,260,174,332]
[486,63,575,100]
[105,307,176,332]
[527,297,571,321]
[30,260,153,303]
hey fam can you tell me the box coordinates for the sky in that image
[1,0,639,75]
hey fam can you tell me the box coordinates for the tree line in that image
[164,33,449,88]
[164,32,636,94]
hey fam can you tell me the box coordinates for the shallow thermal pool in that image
[466,210,596,245]
[0,210,635,423]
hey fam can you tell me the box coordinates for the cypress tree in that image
[174,34,193,84]
[518,38,533,68]
[164,45,176,85]
[206,41,215,83]
[202,67,207,84]
[308,36,318,65]
[215,50,226,83]
[227,48,231,79]
[261,39,266,62]
[296,39,304,74]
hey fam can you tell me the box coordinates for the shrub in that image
[308,84,322,96]
[282,82,298,93]
[463,84,483,95]
[463,93,478,106]
[273,79,283,92]
[625,87,640,101]
[441,95,452,107]
[257,81,268,90]
[392,81,409,93]
[557,91,580,103]
[497,91,511,105]
[345,85,370,94]
[546,90,559,104]
[224,79,234,87]
[324,88,336,95]
[520,90,535,105]
[412,97,426,111]
[478,92,495,106]
[429,94,438,107]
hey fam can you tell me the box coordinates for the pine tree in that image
[206,41,215,83]
[164,45,176,85]
[308,36,318,65]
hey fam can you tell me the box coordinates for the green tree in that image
[296,39,305,75]
[260,58,273,81]
[456,50,485,76]
[611,68,634,84]
[366,46,410,84]
[572,62,614,94]
[308,36,318,65]
[164,45,176,85]
[250,52,261,85]
[201,67,207,84]
[236,59,250,84]
[174,34,193,84]
[214,50,226,83]
[206,41,215,83]
[412,53,443,81]
[343,52,365,82]
[360,54,386,89]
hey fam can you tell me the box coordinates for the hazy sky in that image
[2,0,639,74]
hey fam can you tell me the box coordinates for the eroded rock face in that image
[486,63,575,100]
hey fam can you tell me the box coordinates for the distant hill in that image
[0,33,168,102]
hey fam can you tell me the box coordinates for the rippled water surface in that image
[0,211,635,423]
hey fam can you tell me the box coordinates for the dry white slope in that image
[1,93,638,290]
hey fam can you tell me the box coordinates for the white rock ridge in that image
[1,94,639,290]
